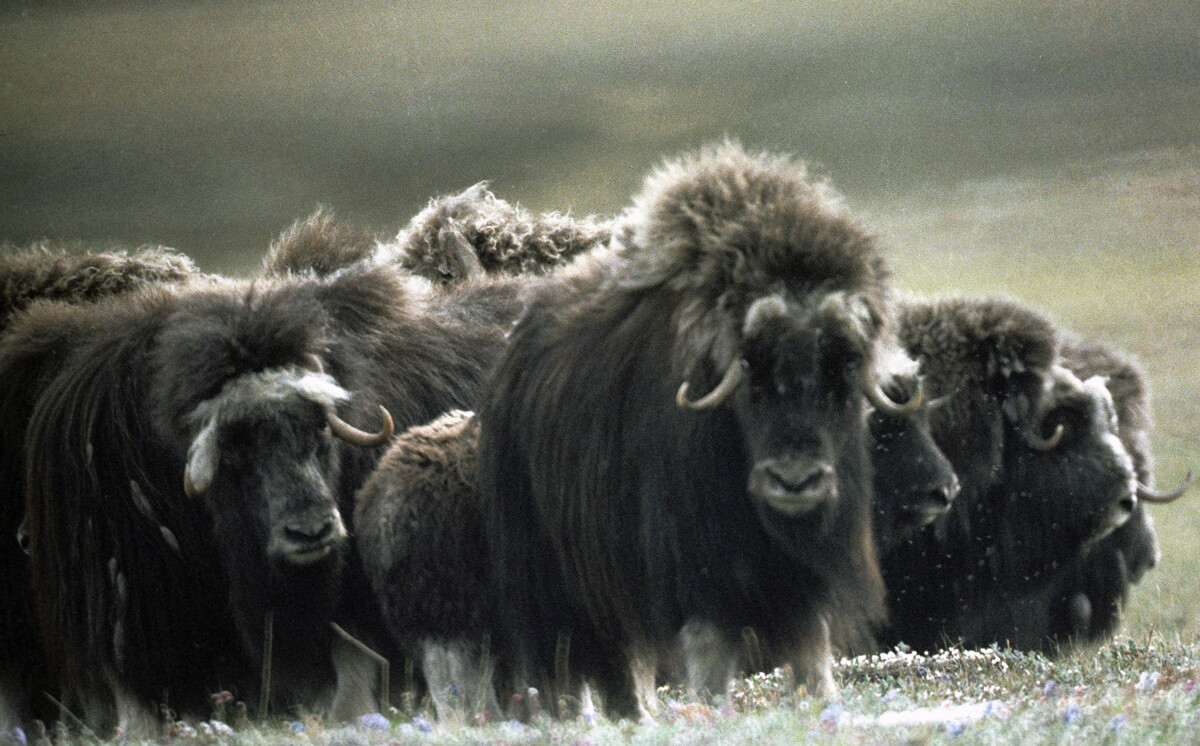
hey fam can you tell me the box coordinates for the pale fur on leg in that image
[678,619,736,702]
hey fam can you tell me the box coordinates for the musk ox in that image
[880,297,1156,652]
[353,357,957,720]
[965,337,1189,652]
[475,142,921,713]
[868,362,959,557]
[352,410,502,720]
[0,251,522,733]
[0,243,200,730]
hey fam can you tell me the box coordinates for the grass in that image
[22,640,1200,744]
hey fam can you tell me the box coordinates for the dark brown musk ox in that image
[351,410,501,721]
[474,142,923,714]
[351,368,960,721]
[0,229,524,734]
[0,243,201,731]
[0,242,199,328]
[879,296,1178,653]
[964,337,1189,652]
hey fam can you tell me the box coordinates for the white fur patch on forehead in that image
[187,366,350,429]
[872,341,920,384]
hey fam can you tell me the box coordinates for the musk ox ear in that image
[183,418,220,498]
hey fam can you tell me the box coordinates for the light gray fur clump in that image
[385,183,611,284]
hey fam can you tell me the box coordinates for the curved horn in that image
[183,469,203,499]
[676,359,746,411]
[1137,471,1192,504]
[301,353,324,375]
[926,385,957,411]
[863,370,924,417]
[327,405,395,448]
[1022,422,1065,451]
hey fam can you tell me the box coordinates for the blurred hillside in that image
[1,1,1197,274]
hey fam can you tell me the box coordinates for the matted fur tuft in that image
[617,141,886,299]
[386,183,611,284]
[0,243,197,327]
[261,208,382,277]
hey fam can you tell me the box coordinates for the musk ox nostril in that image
[285,517,335,543]
[270,512,347,565]
[931,474,960,508]
[1118,495,1137,515]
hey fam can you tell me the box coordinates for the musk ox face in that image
[1006,367,1139,554]
[181,364,366,568]
[678,291,918,518]
[870,375,959,548]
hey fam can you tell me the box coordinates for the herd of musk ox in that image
[0,142,1191,734]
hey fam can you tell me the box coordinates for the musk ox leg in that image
[0,670,23,731]
[678,619,736,702]
[792,616,836,698]
[419,638,498,723]
[629,650,660,721]
[111,681,159,740]
[330,634,381,723]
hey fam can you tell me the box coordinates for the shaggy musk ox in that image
[0,252,520,733]
[880,297,1173,653]
[0,243,198,328]
[352,410,501,719]
[476,143,919,712]
[353,386,957,718]
[0,244,200,730]
[967,338,1189,652]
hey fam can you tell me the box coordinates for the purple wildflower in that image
[1043,679,1057,696]
[944,721,966,736]
[358,713,390,732]
[1064,704,1081,724]
[289,721,306,734]
[1136,671,1161,692]
[818,703,845,729]
[412,716,433,734]
[1108,714,1127,731]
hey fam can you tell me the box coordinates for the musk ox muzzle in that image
[267,506,348,565]
[747,455,837,516]
[905,472,960,528]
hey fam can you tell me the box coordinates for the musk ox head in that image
[181,356,392,567]
[1005,367,1140,557]
[675,290,922,520]
[618,142,911,520]
[869,365,959,553]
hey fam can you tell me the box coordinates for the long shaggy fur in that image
[260,208,382,277]
[478,142,889,711]
[1,257,523,733]
[0,243,197,327]
[0,243,198,729]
